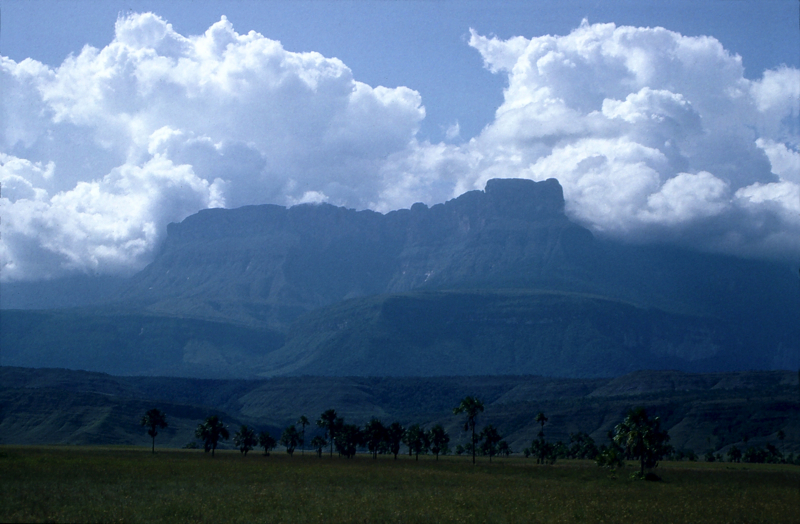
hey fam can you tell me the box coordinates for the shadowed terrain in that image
[1,366,796,456]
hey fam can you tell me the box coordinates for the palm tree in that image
[335,423,362,458]
[386,422,405,460]
[280,425,302,456]
[317,409,341,457]
[234,425,258,456]
[612,407,671,477]
[453,396,484,464]
[727,445,742,463]
[311,436,327,458]
[568,431,598,460]
[535,412,548,437]
[777,429,786,458]
[297,415,309,455]
[140,408,168,454]
[480,424,502,463]
[405,424,429,461]
[259,431,277,456]
[364,418,387,459]
[427,424,450,460]
[497,440,511,458]
[535,412,548,464]
[195,415,230,457]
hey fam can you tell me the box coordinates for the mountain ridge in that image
[118,177,591,329]
[2,177,798,378]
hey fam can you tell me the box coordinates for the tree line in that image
[141,399,798,476]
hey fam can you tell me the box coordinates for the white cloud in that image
[287,191,329,206]
[750,66,800,124]
[1,13,424,281]
[756,138,800,183]
[1,15,799,281]
[441,21,799,256]
[1,153,223,280]
[640,171,730,226]
[445,121,461,140]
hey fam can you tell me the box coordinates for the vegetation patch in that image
[1,446,798,523]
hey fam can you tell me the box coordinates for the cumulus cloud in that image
[1,13,424,280]
[1,152,223,279]
[449,21,799,257]
[1,14,798,281]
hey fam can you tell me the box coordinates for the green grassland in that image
[1,446,798,523]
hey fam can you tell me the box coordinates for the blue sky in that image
[1,1,799,281]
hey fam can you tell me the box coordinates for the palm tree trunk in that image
[472,424,476,465]
[639,440,645,476]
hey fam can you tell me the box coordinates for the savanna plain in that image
[1,446,797,523]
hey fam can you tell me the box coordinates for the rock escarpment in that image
[122,178,594,328]
[4,178,798,378]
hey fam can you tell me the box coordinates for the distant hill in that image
[2,286,794,379]
[0,275,128,310]
[2,178,798,378]
[0,310,283,378]
[261,289,769,378]
[1,367,797,456]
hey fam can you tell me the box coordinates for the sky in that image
[1,0,799,282]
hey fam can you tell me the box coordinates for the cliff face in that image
[4,177,798,378]
[121,178,596,327]
[120,177,797,347]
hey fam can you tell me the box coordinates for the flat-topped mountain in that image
[120,178,595,328]
[2,178,798,378]
[119,177,797,329]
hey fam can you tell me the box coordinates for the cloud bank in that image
[460,22,800,259]
[1,14,798,281]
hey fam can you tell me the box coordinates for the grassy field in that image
[1,446,798,523]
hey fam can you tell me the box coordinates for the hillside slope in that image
[261,290,766,377]
[0,310,283,378]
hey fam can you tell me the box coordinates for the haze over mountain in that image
[2,178,797,378]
